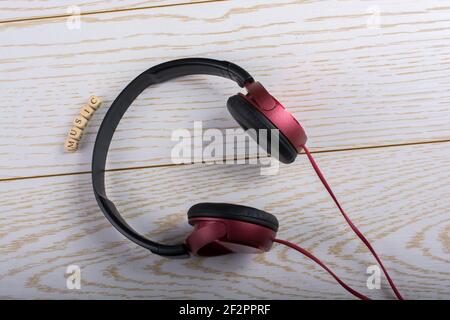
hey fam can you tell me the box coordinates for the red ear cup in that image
[186,218,276,256]
[227,95,298,164]
[227,81,307,164]
[244,82,307,151]
[185,203,278,256]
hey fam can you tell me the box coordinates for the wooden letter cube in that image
[79,105,95,120]
[64,137,79,152]
[68,126,83,140]
[88,95,102,110]
[73,115,88,129]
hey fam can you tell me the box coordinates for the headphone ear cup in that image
[186,203,277,256]
[188,202,278,231]
[227,94,297,164]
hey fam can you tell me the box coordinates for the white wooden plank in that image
[1,0,450,179]
[0,143,448,299]
[0,0,205,22]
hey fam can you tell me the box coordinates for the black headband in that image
[92,58,254,256]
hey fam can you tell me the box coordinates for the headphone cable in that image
[274,238,370,300]
[297,145,404,300]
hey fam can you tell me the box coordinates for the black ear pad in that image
[188,202,279,232]
[227,95,297,164]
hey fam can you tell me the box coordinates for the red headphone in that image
[92,58,403,300]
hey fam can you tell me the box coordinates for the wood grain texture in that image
[2,0,450,179]
[0,143,448,299]
[0,0,207,22]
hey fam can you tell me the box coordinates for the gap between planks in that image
[0,0,227,25]
[1,138,449,183]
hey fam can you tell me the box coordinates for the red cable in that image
[274,238,370,300]
[301,145,404,300]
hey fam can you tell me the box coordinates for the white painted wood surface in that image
[0,0,204,22]
[0,0,449,299]
[0,143,448,299]
[2,0,450,179]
